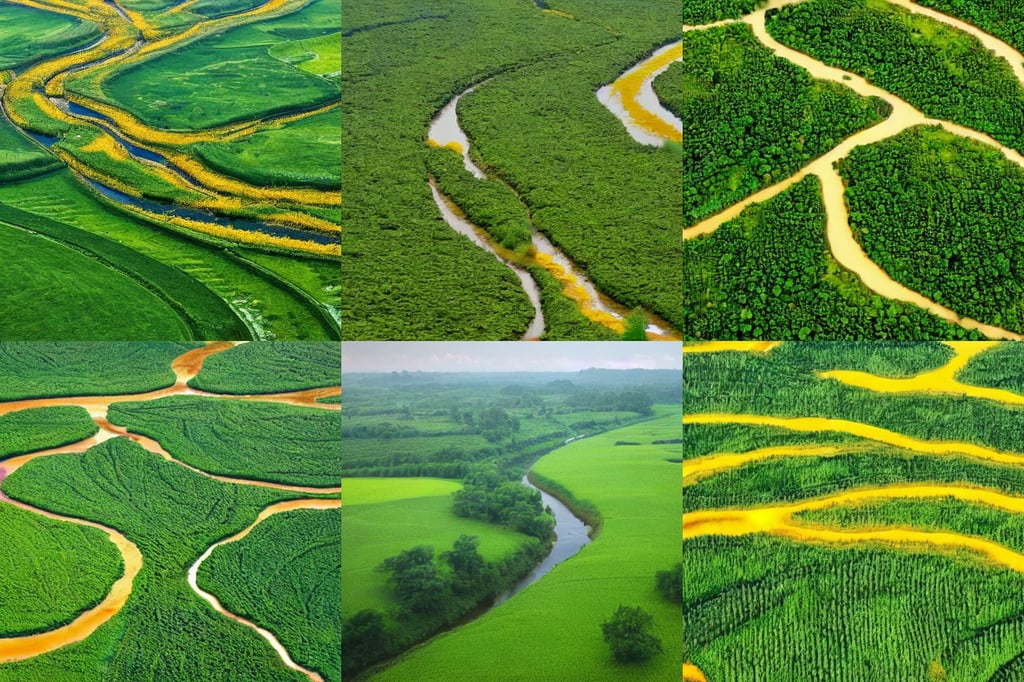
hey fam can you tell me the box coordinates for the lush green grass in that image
[841,126,1024,334]
[0,171,333,340]
[342,477,535,615]
[0,4,102,70]
[0,222,194,341]
[0,342,195,399]
[0,406,97,459]
[682,23,886,227]
[268,31,341,75]
[683,176,969,339]
[956,344,1024,394]
[108,396,341,486]
[0,502,122,637]
[0,438,309,681]
[198,508,340,682]
[189,341,339,393]
[191,109,340,190]
[917,0,1024,54]
[373,411,682,680]
[91,0,339,130]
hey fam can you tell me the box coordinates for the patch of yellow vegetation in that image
[609,42,682,143]
[542,8,575,19]
[684,341,779,354]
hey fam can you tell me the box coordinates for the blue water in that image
[84,179,339,246]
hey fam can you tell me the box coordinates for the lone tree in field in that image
[600,605,664,663]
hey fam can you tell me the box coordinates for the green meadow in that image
[0,5,101,70]
[342,477,536,615]
[372,409,682,681]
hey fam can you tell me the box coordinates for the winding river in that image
[0,342,341,672]
[492,473,591,605]
[426,84,680,339]
[597,40,682,146]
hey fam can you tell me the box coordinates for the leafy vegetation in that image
[0,438,311,681]
[766,0,1024,156]
[682,0,765,24]
[0,503,122,637]
[601,606,664,663]
[956,343,1024,394]
[683,176,970,339]
[0,342,195,399]
[108,396,341,487]
[0,406,96,459]
[197,508,341,682]
[840,126,1024,334]
[189,341,339,394]
[682,23,886,226]
[916,0,1024,54]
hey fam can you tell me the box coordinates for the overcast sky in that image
[342,342,682,373]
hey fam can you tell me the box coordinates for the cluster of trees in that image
[683,176,972,340]
[565,389,654,415]
[426,146,533,251]
[682,0,764,24]
[453,463,554,540]
[0,406,96,458]
[917,0,1024,54]
[683,23,886,227]
[767,0,1024,156]
[839,126,1024,336]
[601,606,664,663]
[342,534,547,677]
[188,342,340,394]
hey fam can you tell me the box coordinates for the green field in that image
[198,508,341,682]
[108,396,341,486]
[343,0,682,339]
[89,0,340,130]
[189,341,339,393]
[0,407,97,458]
[0,503,122,637]
[373,410,682,680]
[0,5,101,70]
[0,342,195,399]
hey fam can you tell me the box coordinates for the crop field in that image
[684,0,1024,340]
[684,341,1024,680]
[340,351,682,678]
[343,0,682,339]
[373,409,682,681]
[0,0,339,340]
[0,341,340,681]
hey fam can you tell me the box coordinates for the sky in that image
[342,342,682,373]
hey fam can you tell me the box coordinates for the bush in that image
[600,605,664,663]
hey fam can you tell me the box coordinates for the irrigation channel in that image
[426,70,681,340]
[683,0,1024,339]
[682,341,1024,680]
[0,342,340,682]
[0,0,339,252]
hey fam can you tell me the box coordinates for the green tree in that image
[600,605,664,663]
[622,308,648,341]
[655,563,682,603]
[341,609,391,675]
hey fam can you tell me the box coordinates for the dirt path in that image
[684,0,1024,339]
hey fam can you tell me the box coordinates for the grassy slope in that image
[373,410,681,681]
[108,396,341,487]
[0,503,122,637]
[198,508,341,682]
[342,477,535,615]
[0,222,191,341]
[0,4,101,71]
[0,171,328,340]
[0,439,310,681]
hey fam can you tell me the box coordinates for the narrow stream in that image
[492,473,591,605]
[597,41,682,146]
[429,178,545,339]
[427,83,680,339]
